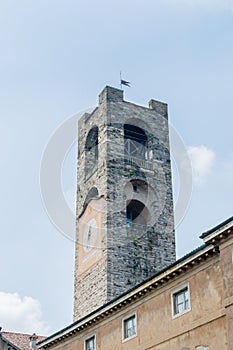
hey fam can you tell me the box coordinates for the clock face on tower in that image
[77,198,104,275]
[83,218,98,253]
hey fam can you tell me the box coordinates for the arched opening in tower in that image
[83,187,99,208]
[126,199,150,227]
[85,126,98,177]
[124,124,148,160]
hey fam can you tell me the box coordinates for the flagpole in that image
[120,71,122,90]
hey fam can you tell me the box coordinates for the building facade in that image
[74,86,176,320]
[38,217,233,350]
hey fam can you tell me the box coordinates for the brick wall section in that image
[73,86,176,321]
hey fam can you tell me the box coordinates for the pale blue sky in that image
[0,0,232,335]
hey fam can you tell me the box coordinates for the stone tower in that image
[73,86,176,321]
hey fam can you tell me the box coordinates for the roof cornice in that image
[200,217,233,245]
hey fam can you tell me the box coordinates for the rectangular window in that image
[122,314,137,341]
[85,336,95,350]
[172,284,191,317]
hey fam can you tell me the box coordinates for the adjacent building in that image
[0,332,45,350]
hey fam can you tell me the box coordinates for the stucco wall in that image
[52,255,228,350]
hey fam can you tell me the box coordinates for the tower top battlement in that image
[99,85,124,104]
[98,85,168,118]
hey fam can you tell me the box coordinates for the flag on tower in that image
[120,71,131,89]
[121,79,131,87]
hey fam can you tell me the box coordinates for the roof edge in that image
[200,216,233,241]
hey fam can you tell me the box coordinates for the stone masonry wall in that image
[73,86,176,321]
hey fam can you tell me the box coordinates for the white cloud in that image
[0,292,50,335]
[187,145,215,184]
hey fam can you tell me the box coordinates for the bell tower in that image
[73,86,176,321]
